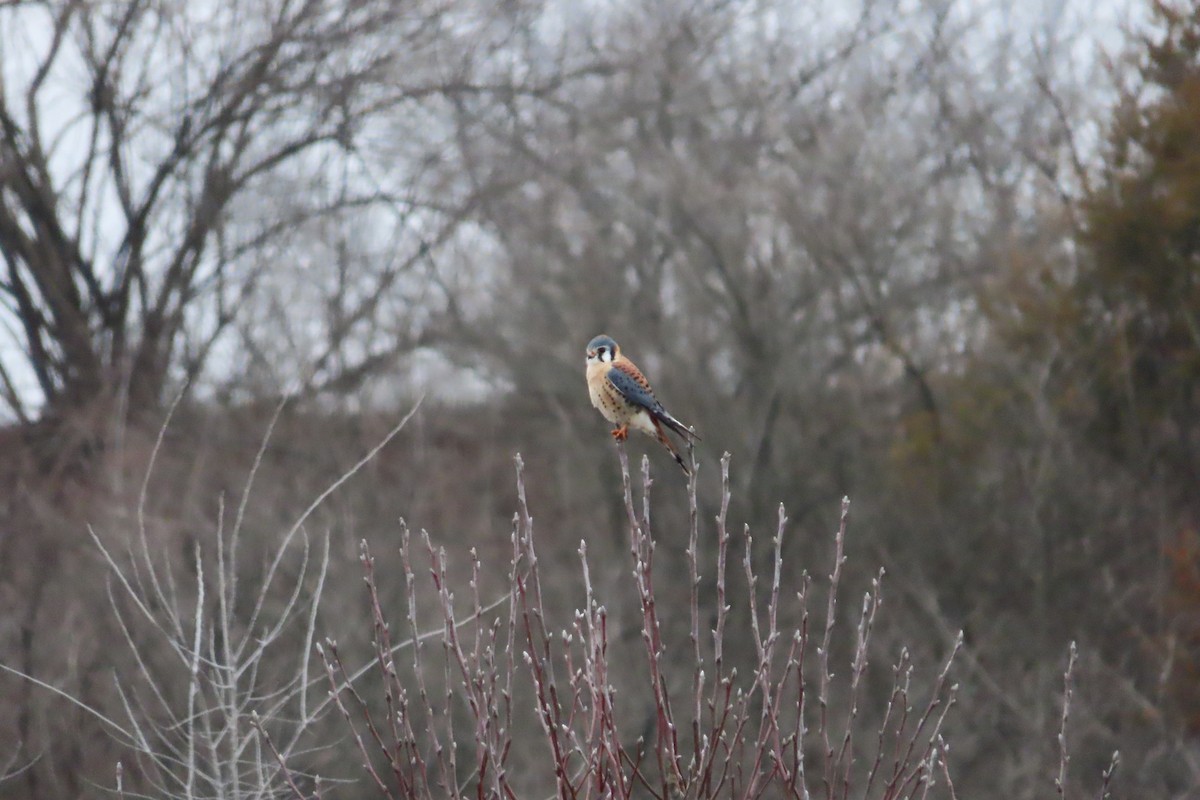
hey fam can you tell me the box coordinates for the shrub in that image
[3,414,1115,800]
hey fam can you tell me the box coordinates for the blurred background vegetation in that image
[1,0,1198,796]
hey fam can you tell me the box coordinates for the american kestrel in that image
[585,334,699,474]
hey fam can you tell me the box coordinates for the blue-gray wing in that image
[608,360,700,441]
[606,363,662,414]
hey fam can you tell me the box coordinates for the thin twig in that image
[1057,642,1078,799]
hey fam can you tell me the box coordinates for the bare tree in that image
[0,0,528,426]
[435,0,1086,508]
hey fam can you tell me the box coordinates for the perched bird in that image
[585,334,699,474]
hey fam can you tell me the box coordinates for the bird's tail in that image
[656,409,701,442]
[653,418,691,476]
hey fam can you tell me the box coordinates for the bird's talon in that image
[611,425,629,441]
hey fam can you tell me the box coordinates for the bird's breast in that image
[587,364,627,424]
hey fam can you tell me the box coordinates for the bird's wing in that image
[606,361,659,410]
[607,361,700,441]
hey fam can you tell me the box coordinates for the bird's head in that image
[585,334,619,364]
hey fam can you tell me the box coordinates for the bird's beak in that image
[585,349,595,358]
